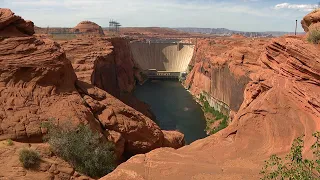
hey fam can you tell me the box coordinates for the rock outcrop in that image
[0,8,34,37]
[72,21,104,35]
[301,9,320,32]
[75,81,164,156]
[0,141,93,180]
[162,130,185,149]
[103,36,320,180]
[58,36,154,119]
[0,9,180,169]
[0,35,90,141]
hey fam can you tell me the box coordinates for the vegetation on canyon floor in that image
[6,139,13,146]
[199,93,229,135]
[261,132,320,180]
[19,149,41,169]
[42,122,116,178]
[307,30,320,44]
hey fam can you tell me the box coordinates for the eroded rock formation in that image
[0,8,34,37]
[162,130,185,149]
[103,31,320,180]
[301,9,320,32]
[0,35,88,142]
[185,38,268,113]
[0,10,184,178]
[58,36,154,119]
[72,21,104,35]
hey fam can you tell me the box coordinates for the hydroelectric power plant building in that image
[130,40,195,79]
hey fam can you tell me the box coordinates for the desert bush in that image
[260,132,320,179]
[19,149,41,169]
[210,116,228,135]
[199,93,229,135]
[188,65,194,72]
[42,122,116,178]
[307,30,320,44]
[6,139,13,146]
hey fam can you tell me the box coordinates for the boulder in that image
[301,9,320,32]
[162,130,185,149]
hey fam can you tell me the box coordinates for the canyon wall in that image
[185,38,265,114]
[104,34,320,180]
[186,62,250,113]
[58,36,154,119]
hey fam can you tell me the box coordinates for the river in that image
[134,80,207,144]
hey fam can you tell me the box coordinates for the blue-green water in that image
[134,80,207,144]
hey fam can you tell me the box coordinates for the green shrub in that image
[6,139,13,146]
[307,30,320,44]
[42,122,116,178]
[19,149,41,169]
[188,65,194,72]
[210,116,228,135]
[199,93,229,135]
[261,132,320,179]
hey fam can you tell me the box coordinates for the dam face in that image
[130,42,195,78]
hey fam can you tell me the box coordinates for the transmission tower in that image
[109,20,121,33]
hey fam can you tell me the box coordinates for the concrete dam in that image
[130,42,195,79]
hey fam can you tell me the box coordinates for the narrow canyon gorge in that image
[0,7,319,180]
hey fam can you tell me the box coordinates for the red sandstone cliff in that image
[58,36,155,119]
[0,9,184,179]
[103,15,320,180]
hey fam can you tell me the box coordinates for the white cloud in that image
[0,0,309,32]
[274,3,318,12]
[10,0,60,6]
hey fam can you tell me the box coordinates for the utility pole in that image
[295,20,297,36]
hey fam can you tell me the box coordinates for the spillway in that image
[130,42,195,77]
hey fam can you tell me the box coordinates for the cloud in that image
[0,0,308,32]
[10,0,60,6]
[274,3,318,12]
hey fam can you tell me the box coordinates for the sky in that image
[1,0,319,32]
